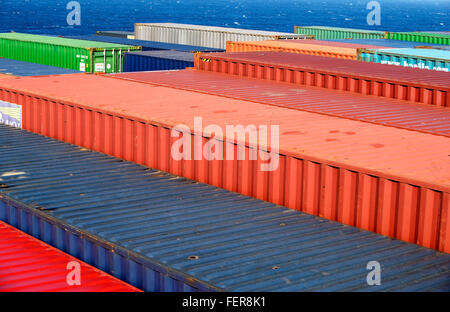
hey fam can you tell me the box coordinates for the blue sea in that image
[0,0,448,35]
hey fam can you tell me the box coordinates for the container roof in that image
[367,48,450,60]
[0,221,140,292]
[0,32,140,49]
[136,23,310,37]
[326,38,446,48]
[0,57,80,76]
[197,51,450,88]
[1,125,449,292]
[295,26,386,34]
[65,34,224,52]
[0,73,448,192]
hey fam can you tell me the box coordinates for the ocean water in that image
[0,0,448,35]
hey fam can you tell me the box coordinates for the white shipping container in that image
[134,23,314,49]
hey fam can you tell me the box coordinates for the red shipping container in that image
[110,70,450,138]
[0,221,141,292]
[194,51,450,107]
[0,74,449,253]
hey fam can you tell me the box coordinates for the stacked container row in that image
[226,39,390,60]
[0,74,448,252]
[0,221,141,292]
[358,48,450,72]
[134,23,314,49]
[65,35,225,53]
[294,26,385,39]
[1,125,449,292]
[323,38,446,49]
[110,70,450,136]
[194,51,450,107]
[0,33,141,73]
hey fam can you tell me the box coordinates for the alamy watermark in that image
[66,261,81,286]
[67,1,81,26]
[171,117,280,172]
[366,261,381,286]
[366,1,381,26]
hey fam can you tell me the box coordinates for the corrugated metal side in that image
[287,39,391,50]
[111,70,450,137]
[226,40,363,59]
[123,51,194,72]
[0,33,141,73]
[325,39,446,49]
[386,32,450,45]
[194,51,450,107]
[358,48,450,72]
[0,125,449,292]
[0,58,80,76]
[135,23,313,49]
[0,74,449,252]
[0,221,141,292]
[65,35,225,53]
[294,26,385,39]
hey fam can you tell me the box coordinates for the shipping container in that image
[386,32,450,45]
[123,50,194,72]
[0,58,80,76]
[135,23,314,49]
[226,39,389,60]
[358,48,450,72]
[194,51,450,107]
[0,125,449,292]
[96,30,135,39]
[112,70,450,136]
[0,221,141,292]
[64,35,225,53]
[324,39,446,49]
[418,31,450,35]
[0,74,449,252]
[294,26,385,40]
[0,33,141,73]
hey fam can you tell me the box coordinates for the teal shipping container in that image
[358,48,450,72]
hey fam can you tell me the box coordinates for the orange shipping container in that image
[226,39,391,59]
[0,74,448,253]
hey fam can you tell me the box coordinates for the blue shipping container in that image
[0,124,449,292]
[65,35,225,53]
[325,39,446,49]
[0,58,80,76]
[123,50,194,72]
[358,48,450,72]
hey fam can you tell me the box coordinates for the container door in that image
[92,50,115,73]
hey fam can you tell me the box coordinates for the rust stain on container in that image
[194,51,450,107]
[110,70,450,138]
[0,74,449,253]
[226,39,392,60]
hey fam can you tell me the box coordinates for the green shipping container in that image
[0,33,142,73]
[294,26,385,40]
[386,32,450,45]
